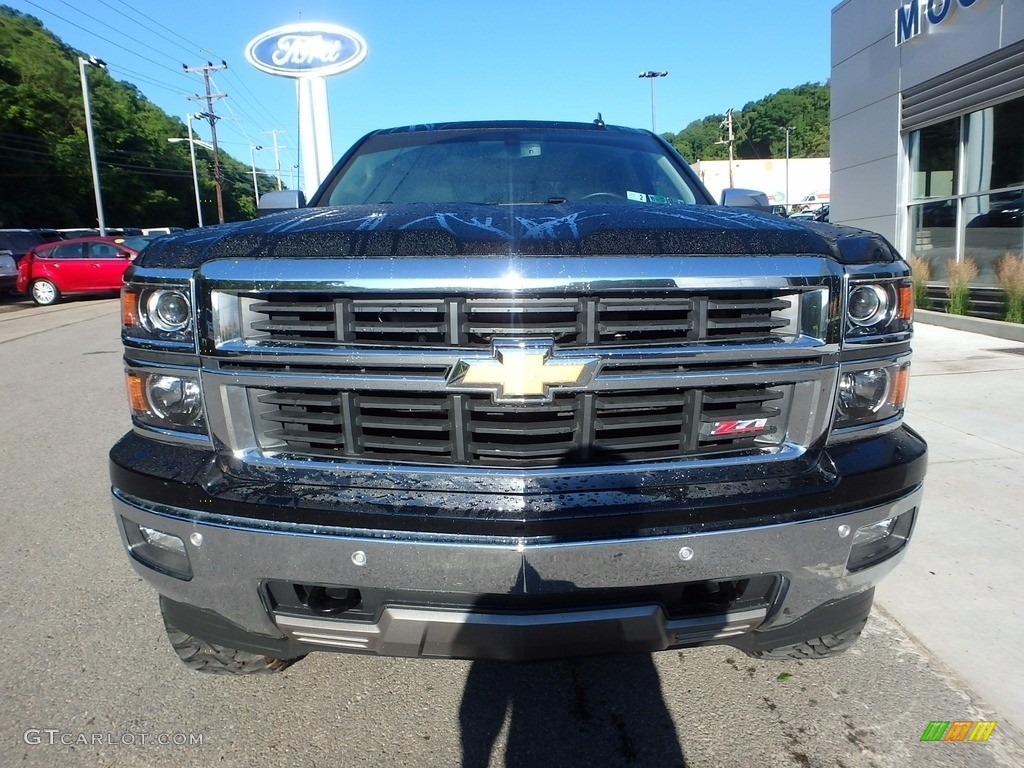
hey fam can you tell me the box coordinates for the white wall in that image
[690,158,831,207]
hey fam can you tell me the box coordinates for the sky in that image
[6,0,834,187]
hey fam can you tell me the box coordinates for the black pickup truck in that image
[109,120,926,673]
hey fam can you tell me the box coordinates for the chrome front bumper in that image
[113,485,921,659]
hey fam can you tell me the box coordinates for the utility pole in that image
[717,109,735,188]
[184,61,228,224]
[264,129,287,190]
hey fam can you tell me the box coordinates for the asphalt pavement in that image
[0,297,1022,767]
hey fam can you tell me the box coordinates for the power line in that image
[95,0,199,60]
[22,0,194,76]
[112,0,210,57]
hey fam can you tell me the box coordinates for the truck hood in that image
[138,202,900,269]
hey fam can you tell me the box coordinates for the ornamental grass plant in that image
[945,257,978,316]
[996,251,1024,323]
[906,254,932,309]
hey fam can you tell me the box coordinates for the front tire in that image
[744,618,867,660]
[162,613,304,674]
[30,279,60,306]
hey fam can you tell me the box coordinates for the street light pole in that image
[781,126,793,212]
[78,55,107,236]
[249,145,263,206]
[186,117,203,227]
[168,117,214,227]
[638,71,668,133]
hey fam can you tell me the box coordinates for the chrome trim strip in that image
[273,605,768,656]
[208,337,838,366]
[196,255,845,291]
[201,363,833,391]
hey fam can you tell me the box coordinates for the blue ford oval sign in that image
[245,23,367,78]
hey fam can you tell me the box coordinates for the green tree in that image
[0,5,274,228]
[663,82,830,163]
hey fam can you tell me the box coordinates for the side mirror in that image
[258,190,307,215]
[720,188,771,208]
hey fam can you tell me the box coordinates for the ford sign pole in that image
[79,55,107,236]
[245,23,367,199]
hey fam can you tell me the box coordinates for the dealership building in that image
[831,0,1024,285]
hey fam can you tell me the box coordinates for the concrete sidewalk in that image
[877,321,1024,730]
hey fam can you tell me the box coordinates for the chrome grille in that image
[241,290,797,348]
[198,256,841,471]
[251,384,789,468]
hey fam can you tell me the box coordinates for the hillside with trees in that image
[0,6,273,229]
[663,82,830,163]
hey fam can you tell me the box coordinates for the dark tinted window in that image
[322,127,701,206]
[91,242,122,258]
[52,242,88,259]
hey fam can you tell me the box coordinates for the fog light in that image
[847,509,915,572]
[122,518,193,580]
[140,525,187,556]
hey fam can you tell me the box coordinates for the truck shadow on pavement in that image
[458,654,686,767]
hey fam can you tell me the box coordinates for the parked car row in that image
[0,228,171,305]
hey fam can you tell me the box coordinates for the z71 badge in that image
[702,418,769,438]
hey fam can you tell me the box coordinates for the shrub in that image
[996,252,1024,324]
[945,257,978,316]
[906,255,932,310]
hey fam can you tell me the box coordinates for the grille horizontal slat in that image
[470,420,576,436]
[263,409,342,426]
[266,428,345,446]
[361,436,452,453]
[464,297,582,344]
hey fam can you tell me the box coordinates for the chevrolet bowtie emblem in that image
[449,339,600,403]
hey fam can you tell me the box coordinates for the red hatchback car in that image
[17,236,139,305]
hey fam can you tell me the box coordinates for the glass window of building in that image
[909,119,958,200]
[906,97,1024,286]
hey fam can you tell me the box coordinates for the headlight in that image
[126,371,206,434]
[838,368,891,418]
[845,279,912,340]
[146,290,191,333]
[122,284,194,345]
[833,361,910,430]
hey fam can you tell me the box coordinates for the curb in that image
[914,308,1024,343]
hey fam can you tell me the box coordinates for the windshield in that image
[321,127,703,206]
